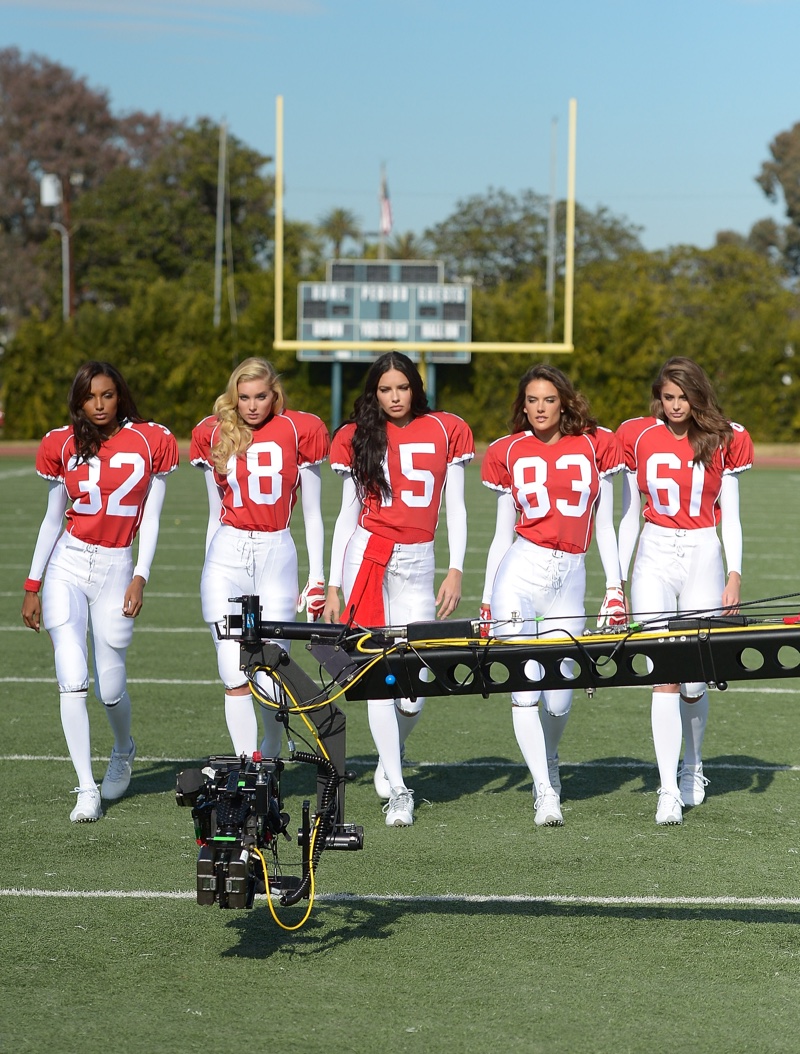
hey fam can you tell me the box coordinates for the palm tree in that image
[317,207,361,259]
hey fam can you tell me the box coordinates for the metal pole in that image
[213,121,227,328]
[425,359,436,409]
[50,222,70,322]
[564,99,577,349]
[274,96,284,350]
[545,117,557,343]
[331,360,343,431]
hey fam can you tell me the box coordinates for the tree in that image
[317,207,361,259]
[424,187,642,287]
[0,46,173,324]
[72,119,275,307]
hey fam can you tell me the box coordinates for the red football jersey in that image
[190,410,330,532]
[616,416,754,529]
[330,412,474,544]
[36,421,179,548]
[482,427,623,554]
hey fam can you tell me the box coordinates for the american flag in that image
[379,166,393,237]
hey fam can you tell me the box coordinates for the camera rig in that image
[178,594,800,922]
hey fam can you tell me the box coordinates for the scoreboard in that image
[297,260,472,363]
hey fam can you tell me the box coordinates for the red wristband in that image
[24,578,42,593]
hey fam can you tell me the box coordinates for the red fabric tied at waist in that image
[343,534,395,627]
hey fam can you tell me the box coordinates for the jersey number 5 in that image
[381,443,436,508]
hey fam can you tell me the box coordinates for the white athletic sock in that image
[395,702,423,748]
[680,689,709,769]
[368,699,404,791]
[60,691,95,788]
[103,690,133,753]
[539,694,570,761]
[224,693,258,756]
[511,705,552,792]
[651,691,682,796]
[259,707,283,759]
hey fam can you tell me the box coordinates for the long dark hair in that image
[650,357,732,466]
[346,351,429,500]
[68,361,143,462]
[510,363,597,436]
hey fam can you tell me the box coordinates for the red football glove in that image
[597,585,628,629]
[479,604,492,639]
[298,579,326,623]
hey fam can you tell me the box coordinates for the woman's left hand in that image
[722,571,741,614]
[436,568,463,619]
[123,575,146,618]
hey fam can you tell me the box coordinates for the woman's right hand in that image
[22,591,41,633]
[322,585,341,624]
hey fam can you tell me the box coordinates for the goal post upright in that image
[272,95,577,357]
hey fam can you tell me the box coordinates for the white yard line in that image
[2,887,799,908]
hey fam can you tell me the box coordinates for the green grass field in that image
[3,451,800,1053]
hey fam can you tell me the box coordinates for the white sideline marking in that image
[0,678,217,685]
[1,887,799,908]
[4,674,800,696]
[1,754,798,772]
[0,621,207,628]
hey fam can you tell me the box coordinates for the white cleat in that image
[655,789,684,826]
[383,788,414,827]
[70,785,102,823]
[534,784,563,827]
[679,764,709,807]
[101,739,136,800]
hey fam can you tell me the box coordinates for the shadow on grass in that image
[218,897,800,959]
[101,751,789,820]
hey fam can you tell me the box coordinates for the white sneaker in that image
[547,755,561,797]
[534,784,563,827]
[655,789,684,826]
[679,764,709,806]
[101,739,136,800]
[70,786,102,823]
[373,745,405,800]
[383,788,414,826]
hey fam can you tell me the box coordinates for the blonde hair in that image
[210,358,286,473]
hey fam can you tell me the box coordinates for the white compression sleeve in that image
[594,476,622,587]
[298,463,325,581]
[27,480,68,581]
[133,474,167,582]
[201,466,223,554]
[444,460,467,571]
[481,491,517,605]
[327,473,361,589]
[719,472,743,576]
[618,470,642,582]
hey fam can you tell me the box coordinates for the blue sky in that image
[3,0,799,251]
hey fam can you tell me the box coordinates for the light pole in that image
[40,173,73,321]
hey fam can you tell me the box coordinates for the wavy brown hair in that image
[68,361,143,463]
[210,358,286,473]
[650,357,732,466]
[510,363,597,436]
[343,351,429,501]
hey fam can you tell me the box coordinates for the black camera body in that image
[176,755,293,909]
[177,752,364,910]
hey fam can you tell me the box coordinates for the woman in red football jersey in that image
[322,351,474,827]
[21,362,179,823]
[190,358,329,760]
[481,363,625,828]
[617,357,753,826]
